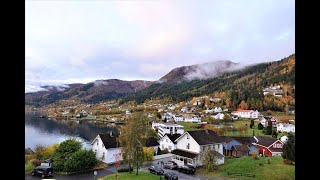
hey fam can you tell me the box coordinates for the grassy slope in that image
[25,161,35,174]
[196,156,295,180]
[99,172,161,180]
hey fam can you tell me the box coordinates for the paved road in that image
[26,156,235,180]
[25,168,114,180]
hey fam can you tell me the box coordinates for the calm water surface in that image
[25,110,118,150]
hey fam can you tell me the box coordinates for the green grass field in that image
[178,122,201,131]
[98,172,162,180]
[222,120,290,138]
[196,156,295,180]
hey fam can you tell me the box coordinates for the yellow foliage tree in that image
[239,100,248,110]
[143,147,154,161]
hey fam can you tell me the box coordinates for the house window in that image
[218,144,220,149]
[94,149,97,154]
[96,140,99,146]
[162,145,164,149]
[187,134,190,139]
[102,152,105,160]
[166,139,168,143]
[169,146,172,150]
[186,143,190,149]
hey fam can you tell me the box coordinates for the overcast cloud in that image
[26,0,295,93]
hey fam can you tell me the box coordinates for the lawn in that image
[98,172,162,180]
[178,122,201,131]
[25,161,35,174]
[221,120,289,138]
[196,156,295,180]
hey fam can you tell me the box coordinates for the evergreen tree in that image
[282,134,295,164]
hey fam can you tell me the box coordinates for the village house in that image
[204,108,214,114]
[171,130,225,167]
[263,85,284,97]
[158,133,181,152]
[252,136,283,156]
[162,112,173,121]
[181,106,188,113]
[213,107,223,113]
[259,116,278,127]
[212,113,225,120]
[232,137,258,156]
[276,123,295,133]
[210,98,222,103]
[173,114,184,122]
[152,122,184,137]
[91,133,159,164]
[231,109,259,119]
[184,115,201,123]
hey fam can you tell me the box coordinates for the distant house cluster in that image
[263,85,284,97]
[231,109,259,119]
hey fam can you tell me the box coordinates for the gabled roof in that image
[254,136,278,147]
[232,145,250,152]
[145,137,159,147]
[232,137,256,146]
[165,134,181,144]
[188,130,225,145]
[97,133,119,149]
[220,136,236,143]
[171,149,198,158]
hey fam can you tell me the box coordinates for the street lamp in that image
[94,170,97,180]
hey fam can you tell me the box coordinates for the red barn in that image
[253,136,283,156]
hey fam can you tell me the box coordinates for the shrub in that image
[252,151,258,159]
[64,149,98,172]
[30,159,42,166]
[267,158,271,164]
[258,123,264,130]
[117,167,133,173]
[143,147,154,161]
[25,154,36,164]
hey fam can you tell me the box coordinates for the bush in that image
[64,149,98,172]
[30,159,42,166]
[258,123,264,130]
[267,158,271,164]
[53,139,82,171]
[143,147,154,161]
[252,151,258,159]
[25,154,36,164]
[117,167,133,173]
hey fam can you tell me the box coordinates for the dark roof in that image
[254,136,278,147]
[232,145,250,152]
[220,136,236,143]
[165,134,181,144]
[98,133,119,149]
[145,137,159,147]
[171,149,198,158]
[188,130,225,145]
[232,137,256,146]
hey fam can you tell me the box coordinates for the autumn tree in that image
[225,98,231,108]
[201,149,219,172]
[118,112,148,175]
[239,100,248,110]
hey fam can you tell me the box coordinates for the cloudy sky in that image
[26,0,295,93]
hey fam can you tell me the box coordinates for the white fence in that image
[153,153,173,160]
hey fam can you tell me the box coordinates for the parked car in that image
[164,172,179,180]
[164,161,178,170]
[177,165,196,174]
[149,165,164,175]
[31,166,53,178]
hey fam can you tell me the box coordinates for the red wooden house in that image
[253,136,283,156]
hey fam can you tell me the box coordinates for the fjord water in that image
[25,110,117,150]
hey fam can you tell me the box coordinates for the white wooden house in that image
[158,134,181,152]
[171,130,225,167]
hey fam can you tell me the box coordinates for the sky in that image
[26,0,295,93]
